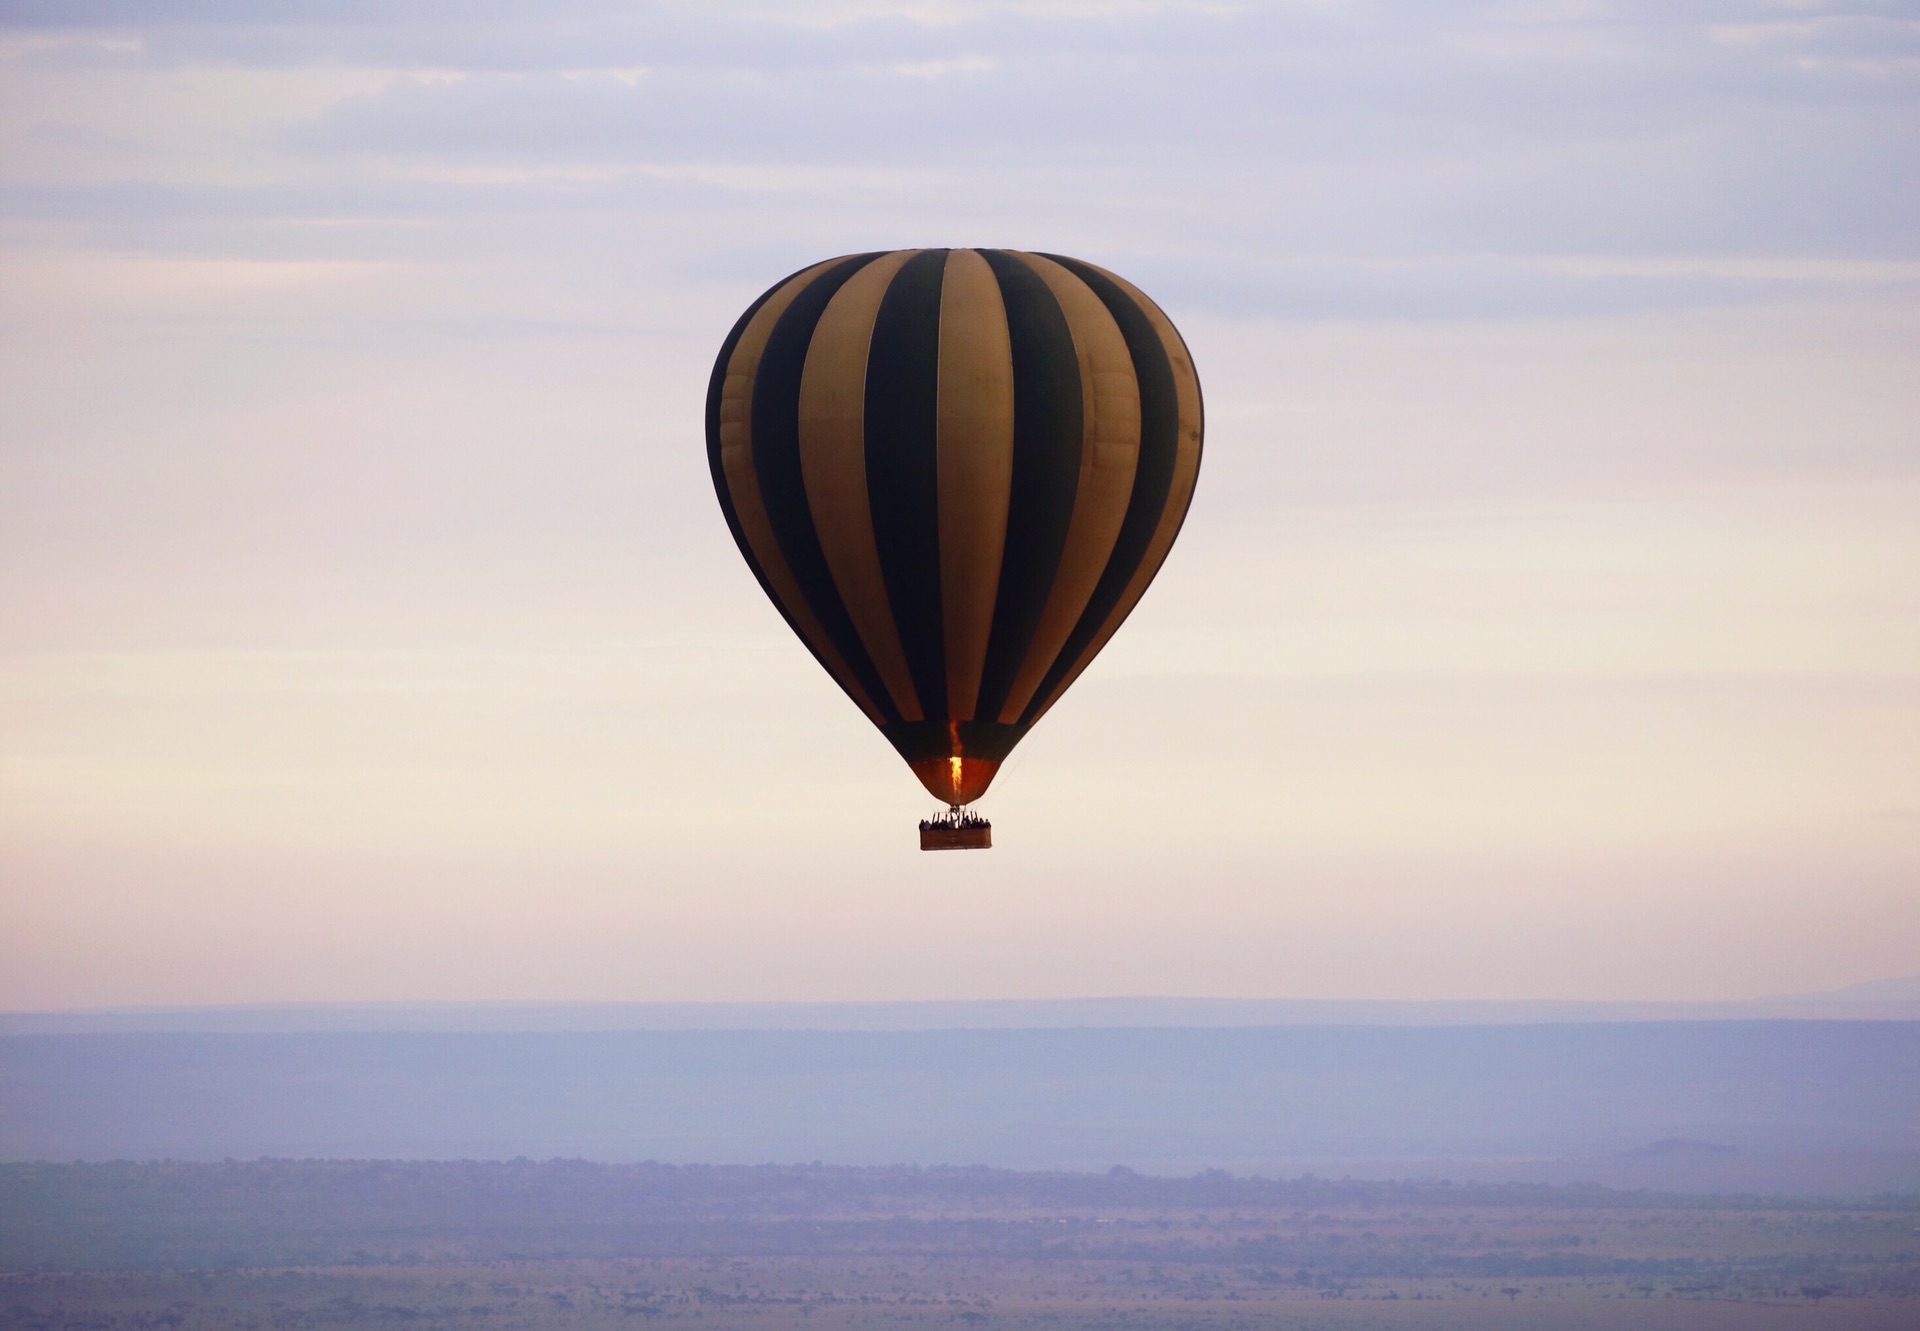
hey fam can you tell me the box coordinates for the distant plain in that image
[5,1001,1918,1327]
[3,1162,1916,1329]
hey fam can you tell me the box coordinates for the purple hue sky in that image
[1,1,1916,1007]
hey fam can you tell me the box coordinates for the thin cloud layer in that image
[3,1,1915,319]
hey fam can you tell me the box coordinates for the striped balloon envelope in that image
[706,249,1202,827]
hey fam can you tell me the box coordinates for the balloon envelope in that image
[706,249,1202,805]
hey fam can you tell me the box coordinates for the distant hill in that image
[1793,972,1920,1003]
[3,1022,1916,1196]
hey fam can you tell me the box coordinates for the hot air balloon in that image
[705,250,1202,849]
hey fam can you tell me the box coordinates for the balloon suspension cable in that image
[922,804,988,830]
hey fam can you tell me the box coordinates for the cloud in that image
[1136,253,1920,321]
[4,0,1910,317]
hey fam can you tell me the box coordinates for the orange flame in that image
[949,755,964,799]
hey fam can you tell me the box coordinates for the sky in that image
[1,0,1916,1009]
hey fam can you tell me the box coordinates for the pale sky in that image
[1,0,1916,1008]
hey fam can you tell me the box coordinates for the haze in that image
[1,0,1916,1009]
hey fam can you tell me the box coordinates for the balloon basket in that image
[919,806,992,851]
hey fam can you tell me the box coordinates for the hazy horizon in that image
[6,966,1920,1029]
[3,1,1916,1010]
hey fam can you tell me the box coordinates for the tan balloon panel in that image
[704,250,1202,811]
